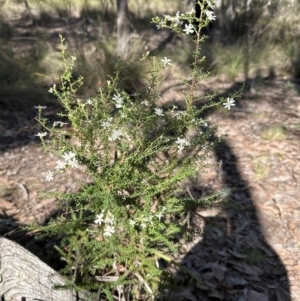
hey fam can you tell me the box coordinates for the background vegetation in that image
[0,0,299,111]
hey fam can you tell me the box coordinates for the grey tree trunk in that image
[116,0,130,59]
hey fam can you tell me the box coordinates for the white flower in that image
[161,57,172,67]
[173,11,181,27]
[101,117,113,129]
[175,137,191,154]
[112,93,123,108]
[162,14,173,21]
[172,111,184,119]
[35,132,48,138]
[45,170,54,181]
[34,105,47,109]
[104,212,115,225]
[63,151,76,163]
[48,84,56,93]
[207,0,214,9]
[115,101,123,108]
[202,120,208,127]
[141,222,147,229]
[53,121,68,127]
[204,10,216,21]
[55,160,66,170]
[183,23,194,35]
[129,219,136,226]
[141,100,150,106]
[68,157,78,168]
[59,155,78,169]
[95,213,104,225]
[154,107,164,117]
[156,212,164,221]
[175,137,191,147]
[186,8,195,15]
[177,145,185,154]
[104,225,115,237]
[156,21,164,29]
[109,129,124,141]
[223,98,235,110]
[86,98,93,105]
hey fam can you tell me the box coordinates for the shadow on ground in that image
[158,133,290,300]
[157,83,291,300]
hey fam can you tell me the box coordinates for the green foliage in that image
[195,0,300,80]
[26,1,236,299]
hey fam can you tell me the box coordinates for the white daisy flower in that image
[55,160,66,170]
[109,129,124,141]
[45,170,54,181]
[95,213,104,225]
[62,151,76,163]
[68,157,78,169]
[154,107,164,116]
[183,23,194,35]
[101,117,113,129]
[204,10,216,21]
[129,219,136,226]
[86,98,93,105]
[35,132,48,138]
[161,57,172,67]
[104,225,115,237]
[112,93,123,108]
[223,98,235,110]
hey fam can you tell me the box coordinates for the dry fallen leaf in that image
[275,286,290,301]
[211,262,227,282]
[228,249,248,259]
[223,275,248,288]
[244,288,268,301]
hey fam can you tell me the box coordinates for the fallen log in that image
[0,237,95,301]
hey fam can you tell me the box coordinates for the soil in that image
[1,10,300,301]
[1,77,300,301]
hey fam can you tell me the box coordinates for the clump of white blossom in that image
[112,93,124,108]
[175,137,191,154]
[44,151,79,181]
[223,97,235,110]
[92,206,167,240]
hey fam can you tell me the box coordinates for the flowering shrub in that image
[28,1,237,300]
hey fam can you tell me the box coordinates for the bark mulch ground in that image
[0,77,300,300]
